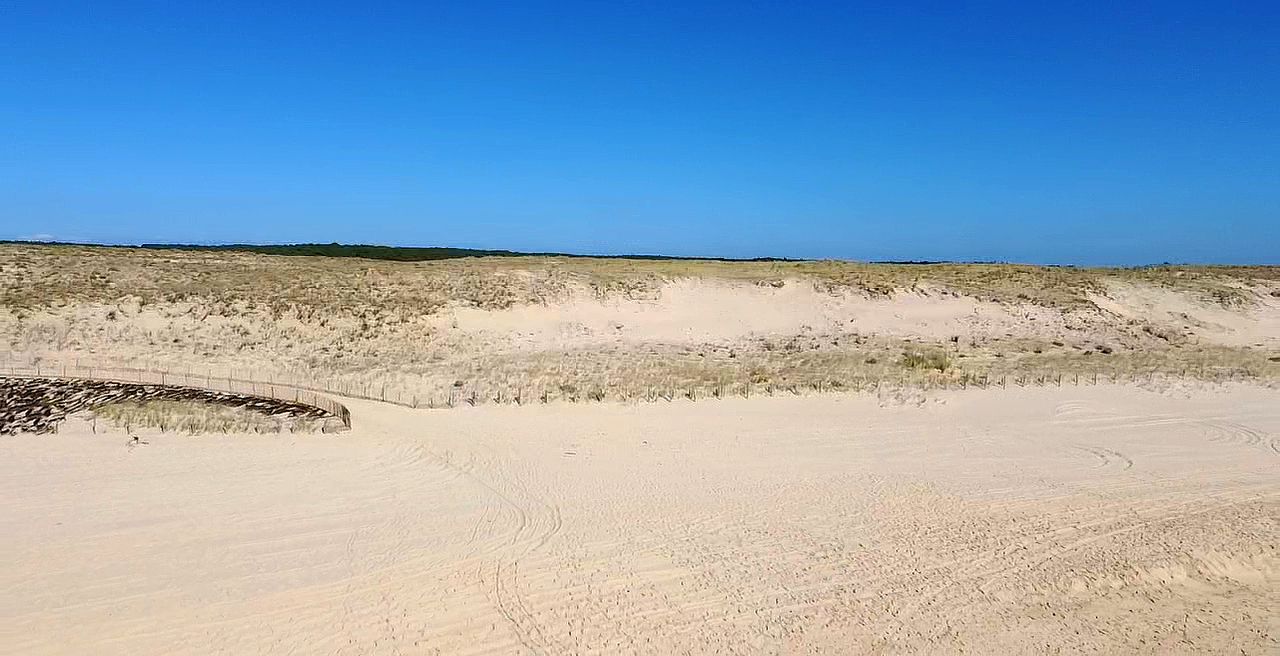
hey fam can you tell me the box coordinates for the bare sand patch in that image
[444,278,1071,350]
[3,383,1276,654]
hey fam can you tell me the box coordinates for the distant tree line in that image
[3,240,797,263]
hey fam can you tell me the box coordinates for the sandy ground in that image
[3,383,1276,654]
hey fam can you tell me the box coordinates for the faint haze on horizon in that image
[2,2,1278,266]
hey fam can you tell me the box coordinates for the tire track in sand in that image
[433,453,565,654]
[345,404,567,654]
[1197,418,1280,455]
[875,405,1273,647]
[1071,445,1134,470]
[875,486,1276,647]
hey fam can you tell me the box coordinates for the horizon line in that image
[3,239,1274,269]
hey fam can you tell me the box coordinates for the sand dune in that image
[4,247,1278,406]
[3,248,1278,653]
[4,383,1276,654]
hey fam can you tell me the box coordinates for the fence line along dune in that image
[0,360,350,435]
[2,244,1277,412]
[2,346,1272,420]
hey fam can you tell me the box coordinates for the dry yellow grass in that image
[3,243,1274,311]
[89,399,319,434]
[2,243,1277,408]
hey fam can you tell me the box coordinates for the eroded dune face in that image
[4,385,1277,654]
[445,278,1048,347]
[1091,281,1280,348]
[7,264,1277,363]
[443,276,1280,350]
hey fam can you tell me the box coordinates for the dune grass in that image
[3,243,1275,313]
[2,244,1276,409]
[91,399,319,434]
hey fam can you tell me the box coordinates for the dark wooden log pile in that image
[0,376,334,435]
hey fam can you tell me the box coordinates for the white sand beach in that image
[4,382,1275,654]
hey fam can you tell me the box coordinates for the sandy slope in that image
[3,383,1276,654]
[446,277,1280,351]
[7,274,1279,409]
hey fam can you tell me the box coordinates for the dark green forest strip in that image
[1,240,794,263]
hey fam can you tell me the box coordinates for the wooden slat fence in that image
[1,361,351,430]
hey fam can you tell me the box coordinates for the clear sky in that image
[2,1,1277,264]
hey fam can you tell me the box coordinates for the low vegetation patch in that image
[92,399,319,434]
[901,349,951,372]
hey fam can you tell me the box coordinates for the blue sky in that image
[2,1,1277,264]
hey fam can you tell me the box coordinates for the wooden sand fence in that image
[1,359,350,431]
[2,350,1271,421]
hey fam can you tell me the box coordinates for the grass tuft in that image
[901,349,952,372]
